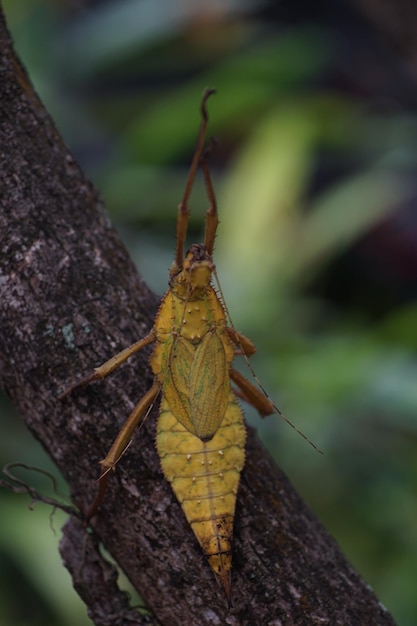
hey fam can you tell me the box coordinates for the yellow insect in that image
[60,89,314,606]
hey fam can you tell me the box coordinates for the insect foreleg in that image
[59,331,155,399]
[173,88,216,273]
[230,368,274,416]
[201,139,219,256]
[87,382,160,519]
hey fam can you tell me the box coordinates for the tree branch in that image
[0,7,396,625]
[60,518,153,626]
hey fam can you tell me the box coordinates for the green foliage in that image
[2,1,417,624]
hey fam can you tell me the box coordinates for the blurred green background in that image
[2,0,417,624]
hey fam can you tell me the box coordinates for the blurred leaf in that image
[123,31,330,165]
[64,0,268,76]
[0,502,91,626]
[295,169,413,281]
[218,101,317,323]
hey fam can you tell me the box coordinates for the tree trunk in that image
[0,7,396,626]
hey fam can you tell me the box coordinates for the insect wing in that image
[189,332,229,440]
[164,333,229,440]
[164,337,194,433]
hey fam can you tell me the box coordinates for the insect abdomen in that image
[156,393,246,599]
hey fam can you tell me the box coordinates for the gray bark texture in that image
[0,7,396,626]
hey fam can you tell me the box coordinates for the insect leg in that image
[230,368,274,416]
[201,138,219,256]
[173,88,216,272]
[231,368,323,453]
[87,382,160,519]
[58,331,155,399]
[226,327,257,356]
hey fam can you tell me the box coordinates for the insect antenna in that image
[213,269,323,454]
[174,88,217,273]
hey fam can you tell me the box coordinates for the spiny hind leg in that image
[226,327,257,357]
[226,327,274,415]
[231,367,323,453]
[59,331,155,399]
[230,368,274,417]
[87,382,160,519]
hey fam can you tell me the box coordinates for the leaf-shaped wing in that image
[163,337,194,433]
[189,333,229,440]
[163,332,229,440]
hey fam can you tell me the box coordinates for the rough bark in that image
[0,7,396,626]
